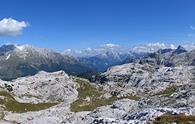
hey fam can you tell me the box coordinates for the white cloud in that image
[187,33,195,37]
[101,43,120,48]
[170,44,176,49]
[0,18,28,36]
[63,49,72,55]
[86,47,92,51]
[132,42,176,53]
[182,43,195,51]
[64,49,71,52]
[190,25,195,30]
[147,42,166,48]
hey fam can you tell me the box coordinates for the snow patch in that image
[6,54,10,60]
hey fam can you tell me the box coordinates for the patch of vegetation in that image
[72,78,101,98]
[0,91,57,113]
[154,85,177,97]
[77,71,99,82]
[0,112,5,120]
[20,93,41,99]
[70,78,140,112]
[123,95,140,100]
[154,113,195,124]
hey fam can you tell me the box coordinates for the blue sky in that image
[0,0,194,51]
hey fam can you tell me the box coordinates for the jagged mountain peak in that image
[63,43,131,72]
[64,43,129,58]
[0,44,64,60]
[0,44,16,54]
[14,44,51,53]
[176,45,186,51]
[0,44,37,53]
[15,44,32,50]
[0,44,92,81]
[172,45,187,54]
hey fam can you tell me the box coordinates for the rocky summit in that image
[0,45,194,124]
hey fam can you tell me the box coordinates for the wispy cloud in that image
[132,42,177,53]
[190,25,195,30]
[101,43,120,48]
[187,33,195,37]
[0,18,28,36]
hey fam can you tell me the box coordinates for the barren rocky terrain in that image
[0,45,194,124]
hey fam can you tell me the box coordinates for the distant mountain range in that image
[0,43,194,80]
[137,45,195,67]
[0,44,90,80]
[64,44,130,71]
[1,43,195,124]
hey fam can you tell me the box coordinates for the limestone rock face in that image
[61,101,195,124]
[0,64,195,124]
[62,99,139,124]
[0,71,78,104]
[0,71,79,124]
[96,63,193,96]
[1,46,195,124]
